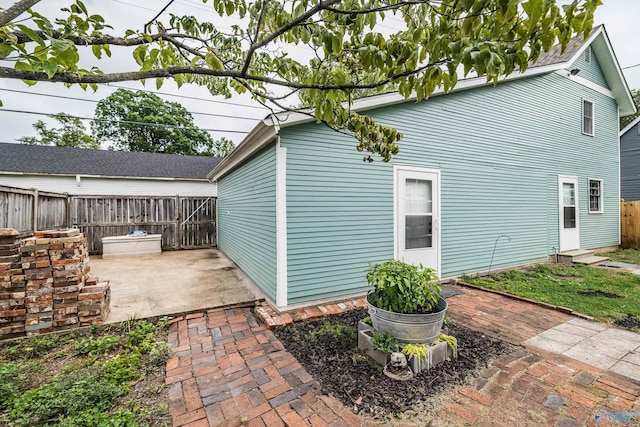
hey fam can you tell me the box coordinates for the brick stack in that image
[21,235,55,335]
[0,229,25,336]
[78,277,111,326]
[47,229,88,331]
[0,228,111,337]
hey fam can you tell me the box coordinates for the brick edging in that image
[254,298,369,328]
[453,280,595,321]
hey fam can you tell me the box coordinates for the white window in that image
[589,179,603,213]
[584,47,591,63]
[583,100,594,135]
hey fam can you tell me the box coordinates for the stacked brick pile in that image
[0,229,25,335]
[0,228,111,337]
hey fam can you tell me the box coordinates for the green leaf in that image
[205,53,224,70]
[132,45,147,66]
[0,44,13,59]
[16,25,45,47]
[15,62,32,71]
[156,78,164,90]
[91,44,102,59]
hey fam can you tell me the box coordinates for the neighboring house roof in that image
[0,143,222,180]
[208,25,636,181]
[621,116,640,137]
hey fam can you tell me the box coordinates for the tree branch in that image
[240,0,342,76]
[10,29,172,46]
[0,0,41,27]
[144,0,176,33]
[0,59,448,90]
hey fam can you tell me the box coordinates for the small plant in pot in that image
[366,259,447,344]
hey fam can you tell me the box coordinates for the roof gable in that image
[0,143,222,180]
[621,116,640,137]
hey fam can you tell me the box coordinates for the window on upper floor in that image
[583,99,594,136]
[589,179,603,213]
[584,47,591,63]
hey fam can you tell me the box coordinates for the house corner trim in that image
[275,138,288,307]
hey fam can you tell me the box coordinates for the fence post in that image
[32,188,39,232]
[175,195,181,250]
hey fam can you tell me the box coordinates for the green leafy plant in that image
[433,333,458,351]
[75,335,122,355]
[361,316,372,325]
[367,259,441,313]
[371,332,398,353]
[401,344,429,363]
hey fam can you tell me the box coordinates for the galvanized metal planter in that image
[366,292,448,344]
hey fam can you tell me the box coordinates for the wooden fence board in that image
[621,200,640,249]
[0,186,216,254]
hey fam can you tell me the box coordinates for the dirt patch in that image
[577,290,623,299]
[614,315,640,331]
[274,310,515,424]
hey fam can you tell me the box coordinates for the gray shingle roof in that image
[0,143,222,180]
[531,26,599,68]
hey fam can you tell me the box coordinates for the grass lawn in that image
[597,248,640,265]
[461,263,640,323]
[0,318,171,427]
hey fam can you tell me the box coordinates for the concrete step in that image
[572,255,609,265]
[560,249,594,257]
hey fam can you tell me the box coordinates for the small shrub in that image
[102,352,143,384]
[75,335,122,355]
[127,321,158,353]
[433,333,458,351]
[372,331,398,353]
[367,259,441,313]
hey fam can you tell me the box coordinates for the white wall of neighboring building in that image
[0,174,217,197]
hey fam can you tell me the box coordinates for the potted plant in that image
[366,259,447,344]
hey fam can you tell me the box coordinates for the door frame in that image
[393,165,441,276]
[558,175,580,252]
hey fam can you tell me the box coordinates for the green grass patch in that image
[0,318,171,427]
[597,248,640,265]
[461,263,640,322]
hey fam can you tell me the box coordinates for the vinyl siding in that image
[621,122,640,201]
[217,145,277,301]
[281,72,619,305]
[0,175,217,196]
[571,46,609,89]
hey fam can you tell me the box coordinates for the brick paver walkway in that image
[167,287,640,427]
[166,309,365,427]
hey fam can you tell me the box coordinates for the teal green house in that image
[208,26,636,310]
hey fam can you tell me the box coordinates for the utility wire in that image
[103,83,271,111]
[0,108,249,134]
[622,63,640,70]
[0,87,265,122]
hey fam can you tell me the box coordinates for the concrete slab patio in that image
[90,249,263,323]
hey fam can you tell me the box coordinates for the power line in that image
[622,63,640,70]
[0,108,249,134]
[103,83,271,111]
[0,87,265,122]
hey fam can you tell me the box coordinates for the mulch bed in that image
[274,310,515,421]
[614,314,640,331]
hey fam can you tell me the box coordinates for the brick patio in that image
[166,287,640,426]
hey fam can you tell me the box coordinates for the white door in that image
[559,176,580,252]
[396,167,440,274]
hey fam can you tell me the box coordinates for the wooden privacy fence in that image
[621,200,640,248]
[0,185,216,254]
[0,185,68,235]
[70,195,217,253]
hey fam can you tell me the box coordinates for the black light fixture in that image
[569,68,581,76]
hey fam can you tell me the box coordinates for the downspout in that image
[274,118,288,308]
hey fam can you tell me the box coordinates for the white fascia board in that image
[567,26,636,116]
[620,116,640,137]
[207,119,277,182]
[555,70,615,99]
[0,171,204,182]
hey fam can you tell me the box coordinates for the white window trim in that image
[582,98,594,136]
[588,178,604,214]
[584,47,591,63]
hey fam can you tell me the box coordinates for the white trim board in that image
[621,116,640,136]
[275,138,288,308]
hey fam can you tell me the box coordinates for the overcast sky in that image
[0,0,638,147]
